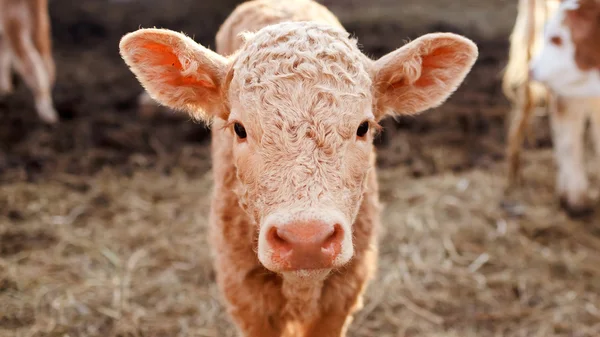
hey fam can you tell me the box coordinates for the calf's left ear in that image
[372,33,478,119]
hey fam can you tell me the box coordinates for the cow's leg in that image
[5,17,57,123]
[32,2,55,86]
[214,259,285,337]
[588,99,600,158]
[230,314,283,337]
[303,251,373,337]
[225,288,284,337]
[550,97,591,216]
[507,82,536,189]
[303,311,354,337]
[0,33,13,94]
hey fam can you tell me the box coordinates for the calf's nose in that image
[266,220,344,271]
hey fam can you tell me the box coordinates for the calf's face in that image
[530,0,600,97]
[119,22,477,276]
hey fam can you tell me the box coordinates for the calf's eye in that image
[550,36,562,46]
[234,122,247,139]
[356,121,370,137]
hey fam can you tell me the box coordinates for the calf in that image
[505,0,600,215]
[0,0,58,124]
[119,0,478,335]
[530,0,600,96]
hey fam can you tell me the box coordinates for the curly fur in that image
[119,0,478,335]
[216,0,343,56]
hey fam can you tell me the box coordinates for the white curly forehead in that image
[230,21,373,114]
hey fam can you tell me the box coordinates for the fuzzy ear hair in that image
[372,33,478,119]
[119,28,230,121]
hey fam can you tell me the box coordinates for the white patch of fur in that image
[562,0,581,10]
[529,0,600,97]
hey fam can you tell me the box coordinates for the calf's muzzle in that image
[263,218,346,271]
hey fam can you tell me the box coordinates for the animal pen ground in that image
[1,0,600,336]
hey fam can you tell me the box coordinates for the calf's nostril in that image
[272,228,285,243]
[322,224,343,254]
[269,227,292,252]
[325,224,340,243]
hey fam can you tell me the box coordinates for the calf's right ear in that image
[372,33,478,119]
[119,28,229,122]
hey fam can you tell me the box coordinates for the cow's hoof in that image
[559,195,594,218]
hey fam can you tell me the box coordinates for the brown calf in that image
[119,0,478,335]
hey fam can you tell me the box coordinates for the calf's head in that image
[119,22,477,275]
[529,0,600,96]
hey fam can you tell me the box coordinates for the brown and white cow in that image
[505,0,600,215]
[119,0,478,335]
[0,0,58,124]
[529,0,600,96]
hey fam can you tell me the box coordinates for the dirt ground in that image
[1,0,600,336]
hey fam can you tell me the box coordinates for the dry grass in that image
[2,149,600,337]
[3,0,598,335]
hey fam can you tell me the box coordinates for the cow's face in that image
[225,23,375,275]
[530,0,600,97]
[119,22,478,278]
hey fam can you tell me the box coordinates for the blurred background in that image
[1,0,599,336]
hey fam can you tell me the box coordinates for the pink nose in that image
[528,67,536,80]
[266,220,344,271]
